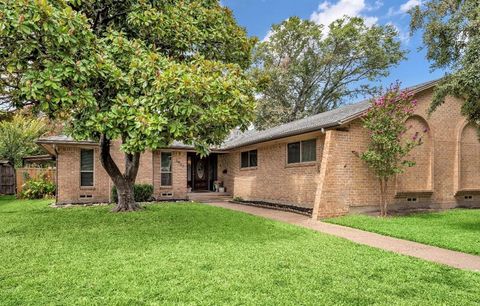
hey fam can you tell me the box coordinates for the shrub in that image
[20,177,56,199]
[111,184,154,203]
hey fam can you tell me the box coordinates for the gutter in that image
[220,122,341,151]
[54,144,59,205]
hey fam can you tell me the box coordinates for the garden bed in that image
[231,199,313,216]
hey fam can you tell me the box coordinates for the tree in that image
[0,0,256,211]
[410,0,480,122]
[357,84,423,216]
[251,16,406,129]
[0,114,48,167]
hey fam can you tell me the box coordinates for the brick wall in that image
[218,131,324,208]
[56,141,155,204]
[459,123,480,190]
[55,88,480,215]
[57,146,111,204]
[312,89,480,218]
[153,150,188,200]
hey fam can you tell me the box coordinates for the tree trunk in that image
[378,178,388,217]
[112,179,138,212]
[99,134,141,212]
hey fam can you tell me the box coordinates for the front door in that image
[193,157,209,190]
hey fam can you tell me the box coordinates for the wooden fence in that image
[16,167,56,195]
[0,163,15,195]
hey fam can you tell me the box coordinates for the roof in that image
[22,155,55,162]
[222,79,440,149]
[37,79,440,151]
[222,100,370,149]
[36,135,97,146]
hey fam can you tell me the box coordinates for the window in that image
[161,152,172,186]
[80,149,94,187]
[241,150,257,168]
[287,139,316,164]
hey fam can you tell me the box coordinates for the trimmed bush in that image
[111,184,154,203]
[20,177,56,199]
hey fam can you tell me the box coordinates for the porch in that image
[187,152,227,193]
[187,191,232,203]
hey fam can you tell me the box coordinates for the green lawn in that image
[1,196,479,305]
[327,209,480,256]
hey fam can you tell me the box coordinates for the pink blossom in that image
[412,132,419,141]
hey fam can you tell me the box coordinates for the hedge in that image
[111,184,154,203]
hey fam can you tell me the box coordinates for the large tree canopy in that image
[0,0,256,211]
[251,16,406,129]
[410,0,480,121]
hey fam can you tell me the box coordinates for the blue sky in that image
[223,0,445,91]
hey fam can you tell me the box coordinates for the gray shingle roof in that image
[38,79,440,151]
[222,100,370,149]
[37,135,96,145]
[222,79,440,149]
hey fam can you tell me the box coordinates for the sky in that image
[222,0,446,94]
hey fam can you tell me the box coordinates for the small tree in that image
[359,84,423,216]
[0,114,48,167]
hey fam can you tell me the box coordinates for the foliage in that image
[410,0,480,123]
[0,114,48,167]
[358,83,423,216]
[111,184,154,203]
[0,0,256,155]
[19,175,55,199]
[251,16,406,129]
[327,209,480,255]
[0,196,479,304]
[0,0,257,210]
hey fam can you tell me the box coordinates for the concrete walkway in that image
[204,200,480,272]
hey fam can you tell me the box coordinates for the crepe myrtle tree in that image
[355,84,424,216]
[0,0,256,211]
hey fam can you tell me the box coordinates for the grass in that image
[0,196,479,305]
[326,209,480,256]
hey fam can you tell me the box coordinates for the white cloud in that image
[366,0,384,12]
[310,0,378,28]
[400,0,422,13]
[387,0,422,17]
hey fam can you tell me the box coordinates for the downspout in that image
[53,145,59,204]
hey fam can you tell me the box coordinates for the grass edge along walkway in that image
[204,200,480,272]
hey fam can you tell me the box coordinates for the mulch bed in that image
[230,200,313,217]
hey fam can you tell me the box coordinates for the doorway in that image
[187,153,218,191]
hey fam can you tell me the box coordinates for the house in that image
[37,80,480,218]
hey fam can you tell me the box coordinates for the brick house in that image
[38,80,480,218]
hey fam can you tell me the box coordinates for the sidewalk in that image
[204,200,480,272]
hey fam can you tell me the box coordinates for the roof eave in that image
[337,79,441,126]
[222,123,340,150]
